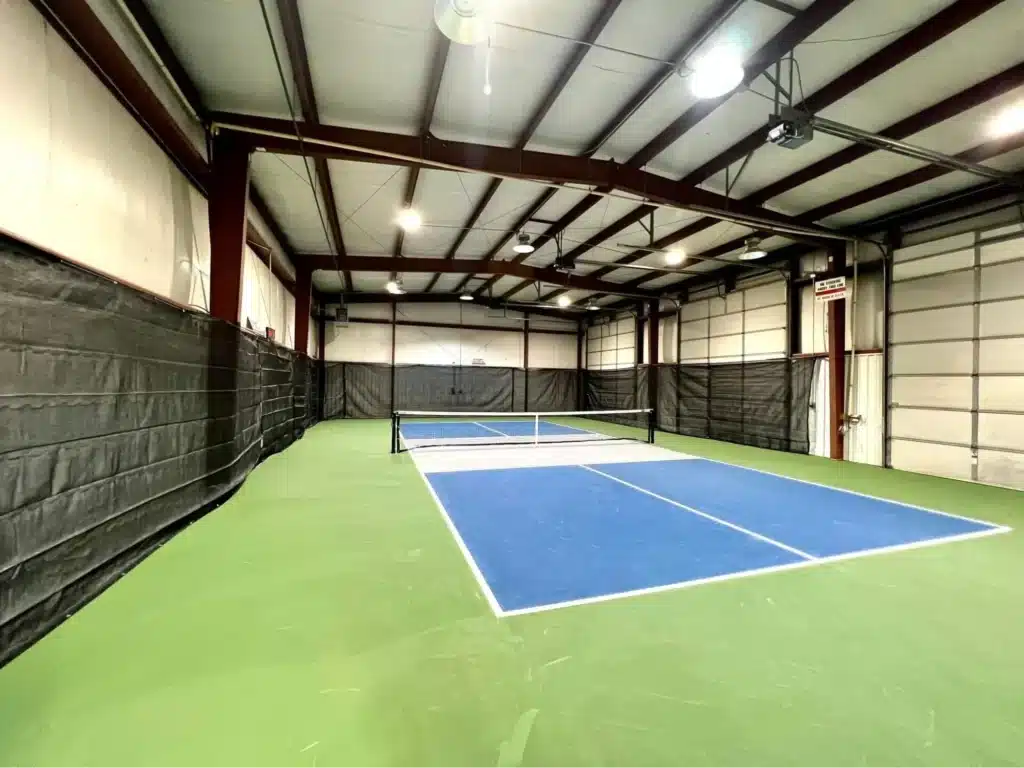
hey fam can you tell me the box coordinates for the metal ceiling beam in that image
[628,0,857,169]
[30,0,302,294]
[298,255,658,298]
[426,1,623,293]
[119,0,206,118]
[274,0,351,290]
[683,0,1007,186]
[746,60,1024,205]
[496,203,654,300]
[30,0,207,192]
[475,193,605,297]
[458,0,747,300]
[393,31,450,282]
[213,114,849,242]
[560,0,1013,299]
[800,131,1024,222]
[452,188,559,293]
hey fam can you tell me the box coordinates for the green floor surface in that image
[1,420,1022,766]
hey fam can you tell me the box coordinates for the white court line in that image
[581,465,816,561]
[500,525,1012,618]
[473,421,510,437]
[404,450,505,617]
[693,456,1012,531]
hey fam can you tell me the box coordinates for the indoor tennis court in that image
[4,0,1024,765]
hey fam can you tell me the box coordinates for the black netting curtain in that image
[322,364,581,417]
[655,359,815,453]
[0,233,319,665]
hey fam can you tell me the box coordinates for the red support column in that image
[294,265,312,354]
[827,243,847,460]
[648,300,659,418]
[208,132,251,323]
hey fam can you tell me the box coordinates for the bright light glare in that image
[483,82,492,96]
[512,242,535,254]
[991,105,1024,138]
[690,47,744,99]
[664,249,686,266]
[459,292,473,301]
[556,295,572,308]
[386,279,405,294]
[739,248,767,261]
[397,208,422,232]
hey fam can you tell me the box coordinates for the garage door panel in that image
[743,329,785,359]
[679,338,708,362]
[892,249,973,281]
[977,449,1024,490]
[894,233,973,263]
[679,318,709,341]
[891,305,973,343]
[890,407,971,445]
[979,298,1024,338]
[980,237,1023,266]
[891,271,974,312]
[979,376,1024,411]
[890,439,972,481]
[890,375,972,410]
[980,260,1024,301]
[978,412,1024,451]
[680,300,709,321]
[744,304,786,333]
[709,334,742,361]
[890,341,973,374]
[709,313,742,338]
[979,337,1024,374]
[742,281,785,310]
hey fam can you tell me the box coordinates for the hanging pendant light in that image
[434,0,494,45]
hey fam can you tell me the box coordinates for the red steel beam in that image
[208,134,252,323]
[628,0,857,169]
[426,1,623,292]
[799,132,1024,223]
[538,0,1007,302]
[683,0,1007,186]
[395,32,449,268]
[475,193,604,297]
[297,254,657,297]
[29,0,207,192]
[497,203,654,300]
[294,265,313,354]
[275,0,351,290]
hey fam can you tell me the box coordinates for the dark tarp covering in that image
[524,368,578,412]
[656,359,815,453]
[0,234,318,666]
[322,363,580,417]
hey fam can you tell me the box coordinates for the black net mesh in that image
[654,359,814,452]
[0,233,319,665]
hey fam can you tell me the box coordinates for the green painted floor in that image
[1,420,1023,766]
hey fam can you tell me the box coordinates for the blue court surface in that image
[401,419,590,440]
[422,458,1008,615]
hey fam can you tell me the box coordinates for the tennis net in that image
[391,408,655,453]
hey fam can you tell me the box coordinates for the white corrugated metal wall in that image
[888,223,1024,489]
[678,275,789,363]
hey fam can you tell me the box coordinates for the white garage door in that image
[888,225,1024,488]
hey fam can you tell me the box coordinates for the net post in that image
[534,413,539,446]
[391,411,398,454]
[648,408,655,444]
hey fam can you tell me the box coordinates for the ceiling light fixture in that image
[664,248,686,266]
[386,278,406,295]
[434,0,494,45]
[689,47,744,100]
[396,208,422,232]
[459,292,474,301]
[739,237,768,261]
[586,301,599,311]
[556,295,572,308]
[991,105,1024,138]
[512,231,535,254]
